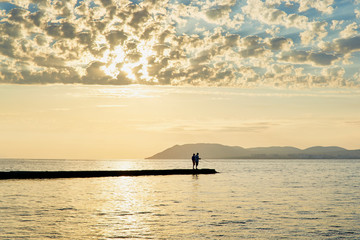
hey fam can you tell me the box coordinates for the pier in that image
[0,169,217,180]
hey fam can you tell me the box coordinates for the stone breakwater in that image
[0,169,218,179]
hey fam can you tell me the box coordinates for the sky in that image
[1,0,360,159]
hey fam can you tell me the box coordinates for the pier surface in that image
[0,169,217,180]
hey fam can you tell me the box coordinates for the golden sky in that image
[1,85,360,159]
[1,0,360,158]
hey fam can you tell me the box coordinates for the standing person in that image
[191,153,196,169]
[195,153,201,169]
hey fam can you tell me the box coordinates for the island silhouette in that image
[147,143,360,159]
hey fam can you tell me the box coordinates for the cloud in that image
[263,64,352,88]
[8,8,27,23]
[0,37,16,58]
[279,50,338,66]
[293,0,334,14]
[106,30,128,49]
[137,120,276,133]
[355,9,360,19]
[243,0,308,29]
[330,20,344,30]
[0,21,24,38]
[128,8,151,30]
[61,22,76,39]
[243,0,329,46]
[267,37,293,51]
[300,21,328,45]
[205,5,232,22]
[321,35,360,54]
[0,0,358,88]
[322,66,345,78]
[340,22,358,38]
[34,55,66,68]
[81,61,112,84]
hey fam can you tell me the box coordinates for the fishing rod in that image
[199,158,211,163]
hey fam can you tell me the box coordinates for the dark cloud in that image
[107,5,117,20]
[106,30,127,49]
[100,0,113,7]
[45,22,76,39]
[322,36,360,54]
[77,32,93,46]
[308,52,338,66]
[169,49,185,60]
[239,36,268,58]
[35,34,47,46]
[224,34,241,48]
[29,10,45,27]
[8,8,27,23]
[190,47,219,66]
[53,1,71,18]
[141,24,159,40]
[116,65,132,85]
[19,68,81,84]
[0,63,81,84]
[61,22,76,39]
[158,30,172,44]
[268,37,292,50]
[20,39,35,55]
[126,41,138,50]
[129,8,150,29]
[0,22,23,38]
[147,56,169,77]
[0,37,16,58]
[153,44,169,55]
[280,50,338,66]
[206,5,231,20]
[34,55,66,68]
[45,24,61,38]
[82,61,112,84]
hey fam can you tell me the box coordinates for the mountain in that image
[147,143,360,159]
[148,143,250,159]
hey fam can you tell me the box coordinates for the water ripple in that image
[1,159,359,239]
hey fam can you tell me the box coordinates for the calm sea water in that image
[0,158,359,239]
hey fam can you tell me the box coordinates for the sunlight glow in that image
[95,85,159,99]
[99,39,157,82]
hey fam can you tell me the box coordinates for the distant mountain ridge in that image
[147,143,360,159]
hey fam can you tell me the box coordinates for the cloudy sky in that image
[1,0,360,159]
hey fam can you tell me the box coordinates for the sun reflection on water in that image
[95,176,154,238]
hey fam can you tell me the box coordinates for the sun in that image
[100,45,125,79]
[100,39,157,82]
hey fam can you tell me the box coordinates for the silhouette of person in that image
[191,153,196,169]
[195,153,201,169]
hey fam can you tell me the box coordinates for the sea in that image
[0,158,359,239]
